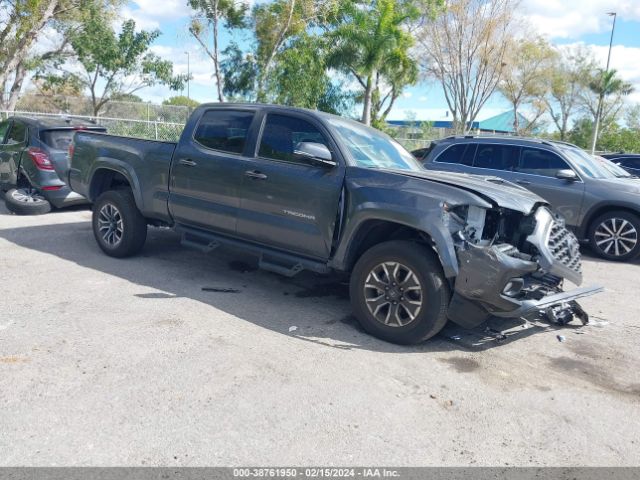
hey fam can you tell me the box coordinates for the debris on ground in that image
[590,318,609,328]
[289,326,298,333]
[201,287,241,293]
[450,335,461,341]
[557,335,566,343]
[484,327,507,341]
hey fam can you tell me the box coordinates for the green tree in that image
[163,96,200,108]
[0,0,122,111]
[327,0,422,126]
[188,0,247,102]
[584,69,634,151]
[543,46,595,141]
[268,34,354,114]
[41,5,186,116]
[498,36,556,135]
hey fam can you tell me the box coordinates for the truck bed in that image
[69,131,177,221]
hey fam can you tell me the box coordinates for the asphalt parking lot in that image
[0,200,639,467]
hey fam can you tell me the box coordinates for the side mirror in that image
[294,142,337,168]
[556,169,578,182]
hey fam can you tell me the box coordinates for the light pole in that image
[591,12,617,154]
[185,51,191,100]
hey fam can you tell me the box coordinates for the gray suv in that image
[418,136,640,261]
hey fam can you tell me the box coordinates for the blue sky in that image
[122,0,640,121]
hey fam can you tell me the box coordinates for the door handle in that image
[245,170,268,180]
[179,158,197,167]
[516,180,531,186]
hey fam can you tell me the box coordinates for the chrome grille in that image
[547,221,582,276]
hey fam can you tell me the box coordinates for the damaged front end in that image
[443,203,603,329]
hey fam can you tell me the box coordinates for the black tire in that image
[4,188,52,215]
[349,240,451,345]
[588,210,640,261]
[92,189,147,257]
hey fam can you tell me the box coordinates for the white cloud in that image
[560,42,640,104]
[520,0,640,39]
[121,0,190,30]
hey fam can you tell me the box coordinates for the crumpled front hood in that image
[393,169,546,214]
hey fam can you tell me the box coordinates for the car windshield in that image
[560,146,633,179]
[327,117,422,171]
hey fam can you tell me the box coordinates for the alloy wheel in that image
[363,261,423,327]
[97,203,124,247]
[594,217,638,257]
[11,188,45,203]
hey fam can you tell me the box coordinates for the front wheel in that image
[349,240,451,345]
[92,190,147,257]
[588,210,640,261]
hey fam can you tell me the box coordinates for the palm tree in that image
[590,69,634,151]
[328,0,418,126]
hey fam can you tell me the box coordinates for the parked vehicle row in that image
[601,152,640,177]
[414,136,640,261]
[66,103,601,344]
[0,116,104,214]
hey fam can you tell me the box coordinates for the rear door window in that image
[41,128,106,150]
[473,144,519,171]
[193,109,255,155]
[6,121,26,145]
[435,143,476,166]
[516,147,572,177]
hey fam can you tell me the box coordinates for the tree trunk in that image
[0,0,59,92]
[7,62,27,112]
[362,75,373,126]
[212,6,225,102]
[513,107,520,135]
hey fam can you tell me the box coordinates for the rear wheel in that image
[4,187,52,215]
[92,190,147,257]
[588,210,640,261]
[349,240,450,345]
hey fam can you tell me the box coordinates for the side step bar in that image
[177,225,331,277]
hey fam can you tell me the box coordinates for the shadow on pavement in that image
[0,219,575,353]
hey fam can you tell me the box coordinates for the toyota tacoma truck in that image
[68,103,602,344]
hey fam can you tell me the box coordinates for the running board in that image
[177,225,331,276]
[259,255,304,277]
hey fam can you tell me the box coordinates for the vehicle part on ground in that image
[92,190,147,258]
[4,187,52,215]
[350,241,450,345]
[588,210,640,261]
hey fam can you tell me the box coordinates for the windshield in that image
[560,146,632,179]
[326,117,422,171]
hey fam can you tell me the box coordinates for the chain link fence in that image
[14,95,193,124]
[1,110,185,142]
[2,101,446,148]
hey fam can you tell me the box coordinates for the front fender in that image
[330,202,460,278]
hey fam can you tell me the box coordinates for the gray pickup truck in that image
[69,103,601,344]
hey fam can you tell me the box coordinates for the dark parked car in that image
[68,104,600,344]
[417,136,640,261]
[0,116,105,214]
[600,153,640,177]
